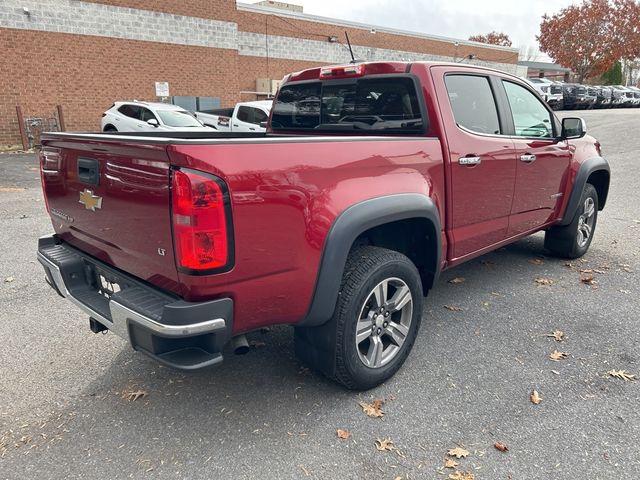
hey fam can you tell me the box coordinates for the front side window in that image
[156,110,202,127]
[271,77,424,133]
[444,75,501,135]
[253,108,269,125]
[139,107,156,122]
[503,81,553,138]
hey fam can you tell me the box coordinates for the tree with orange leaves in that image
[610,0,640,62]
[468,31,513,47]
[538,0,640,82]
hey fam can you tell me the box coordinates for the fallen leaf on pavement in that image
[336,429,351,440]
[444,305,463,311]
[449,277,466,285]
[544,330,565,342]
[580,274,597,286]
[549,350,569,361]
[358,399,385,418]
[530,390,542,405]
[445,458,459,469]
[447,447,470,459]
[449,471,475,480]
[607,370,636,381]
[535,277,553,287]
[122,388,147,402]
[480,260,496,269]
[299,465,311,476]
[4,277,14,283]
[528,258,544,265]
[494,441,509,452]
[249,340,266,348]
[375,438,394,452]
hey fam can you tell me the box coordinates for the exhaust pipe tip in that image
[232,334,250,355]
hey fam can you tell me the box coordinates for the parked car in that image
[627,86,640,106]
[101,101,214,132]
[38,61,610,390]
[612,86,636,107]
[585,86,598,109]
[610,86,627,107]
[559,83,593,109]
[594,86,613,108]
[195,100,273,132]
[526,78,563,110]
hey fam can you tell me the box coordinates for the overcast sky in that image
[246,0,576,55]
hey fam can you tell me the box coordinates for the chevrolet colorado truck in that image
[38,62,610,390]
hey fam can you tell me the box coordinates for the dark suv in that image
[560,84,592,109]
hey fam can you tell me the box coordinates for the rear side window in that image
[236,106,251,123]
[271,77,425,133]
[444,75,501,135]
[237,106,268,125]
[118,104,140,119]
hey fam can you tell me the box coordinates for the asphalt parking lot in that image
[1,109,639,479]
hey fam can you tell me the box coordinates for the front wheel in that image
[545,183,598,259]
[295,246,423,390]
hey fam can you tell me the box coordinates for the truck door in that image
[434,69,517,259]
[498,80,572,236]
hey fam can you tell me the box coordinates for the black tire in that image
[295,246,423,390]
[103,125,117,132]
[545,183,598,259]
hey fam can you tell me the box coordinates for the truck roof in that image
[285,60,520,84]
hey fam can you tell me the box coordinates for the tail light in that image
[171,168,233,273]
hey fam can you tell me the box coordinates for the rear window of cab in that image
[271,76,426,134]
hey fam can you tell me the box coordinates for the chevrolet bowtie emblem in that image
[79,189,103,211]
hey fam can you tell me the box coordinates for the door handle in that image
[458,156,481,166]
[520,154,537,163]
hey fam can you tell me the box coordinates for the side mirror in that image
[561,117,586,139]
[260,121,268,128]
[147,118,159,127]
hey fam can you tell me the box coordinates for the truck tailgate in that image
[40,136,181,295]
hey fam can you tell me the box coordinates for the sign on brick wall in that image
[155,82,170,97]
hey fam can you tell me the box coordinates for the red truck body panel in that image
[39,61,607,337]
[165,138,445,331]
[41,138,182,294]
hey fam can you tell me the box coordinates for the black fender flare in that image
[299,193,442,327]
[558,156,610,226]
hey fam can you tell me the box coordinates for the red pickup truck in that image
[38,62,609,389]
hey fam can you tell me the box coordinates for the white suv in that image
[525,78,564,109]
[101,101,214,132]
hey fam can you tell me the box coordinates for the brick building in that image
[0,0,522,147]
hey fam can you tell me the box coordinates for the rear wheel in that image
[295,246,423,390]
[545,183,598,259]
